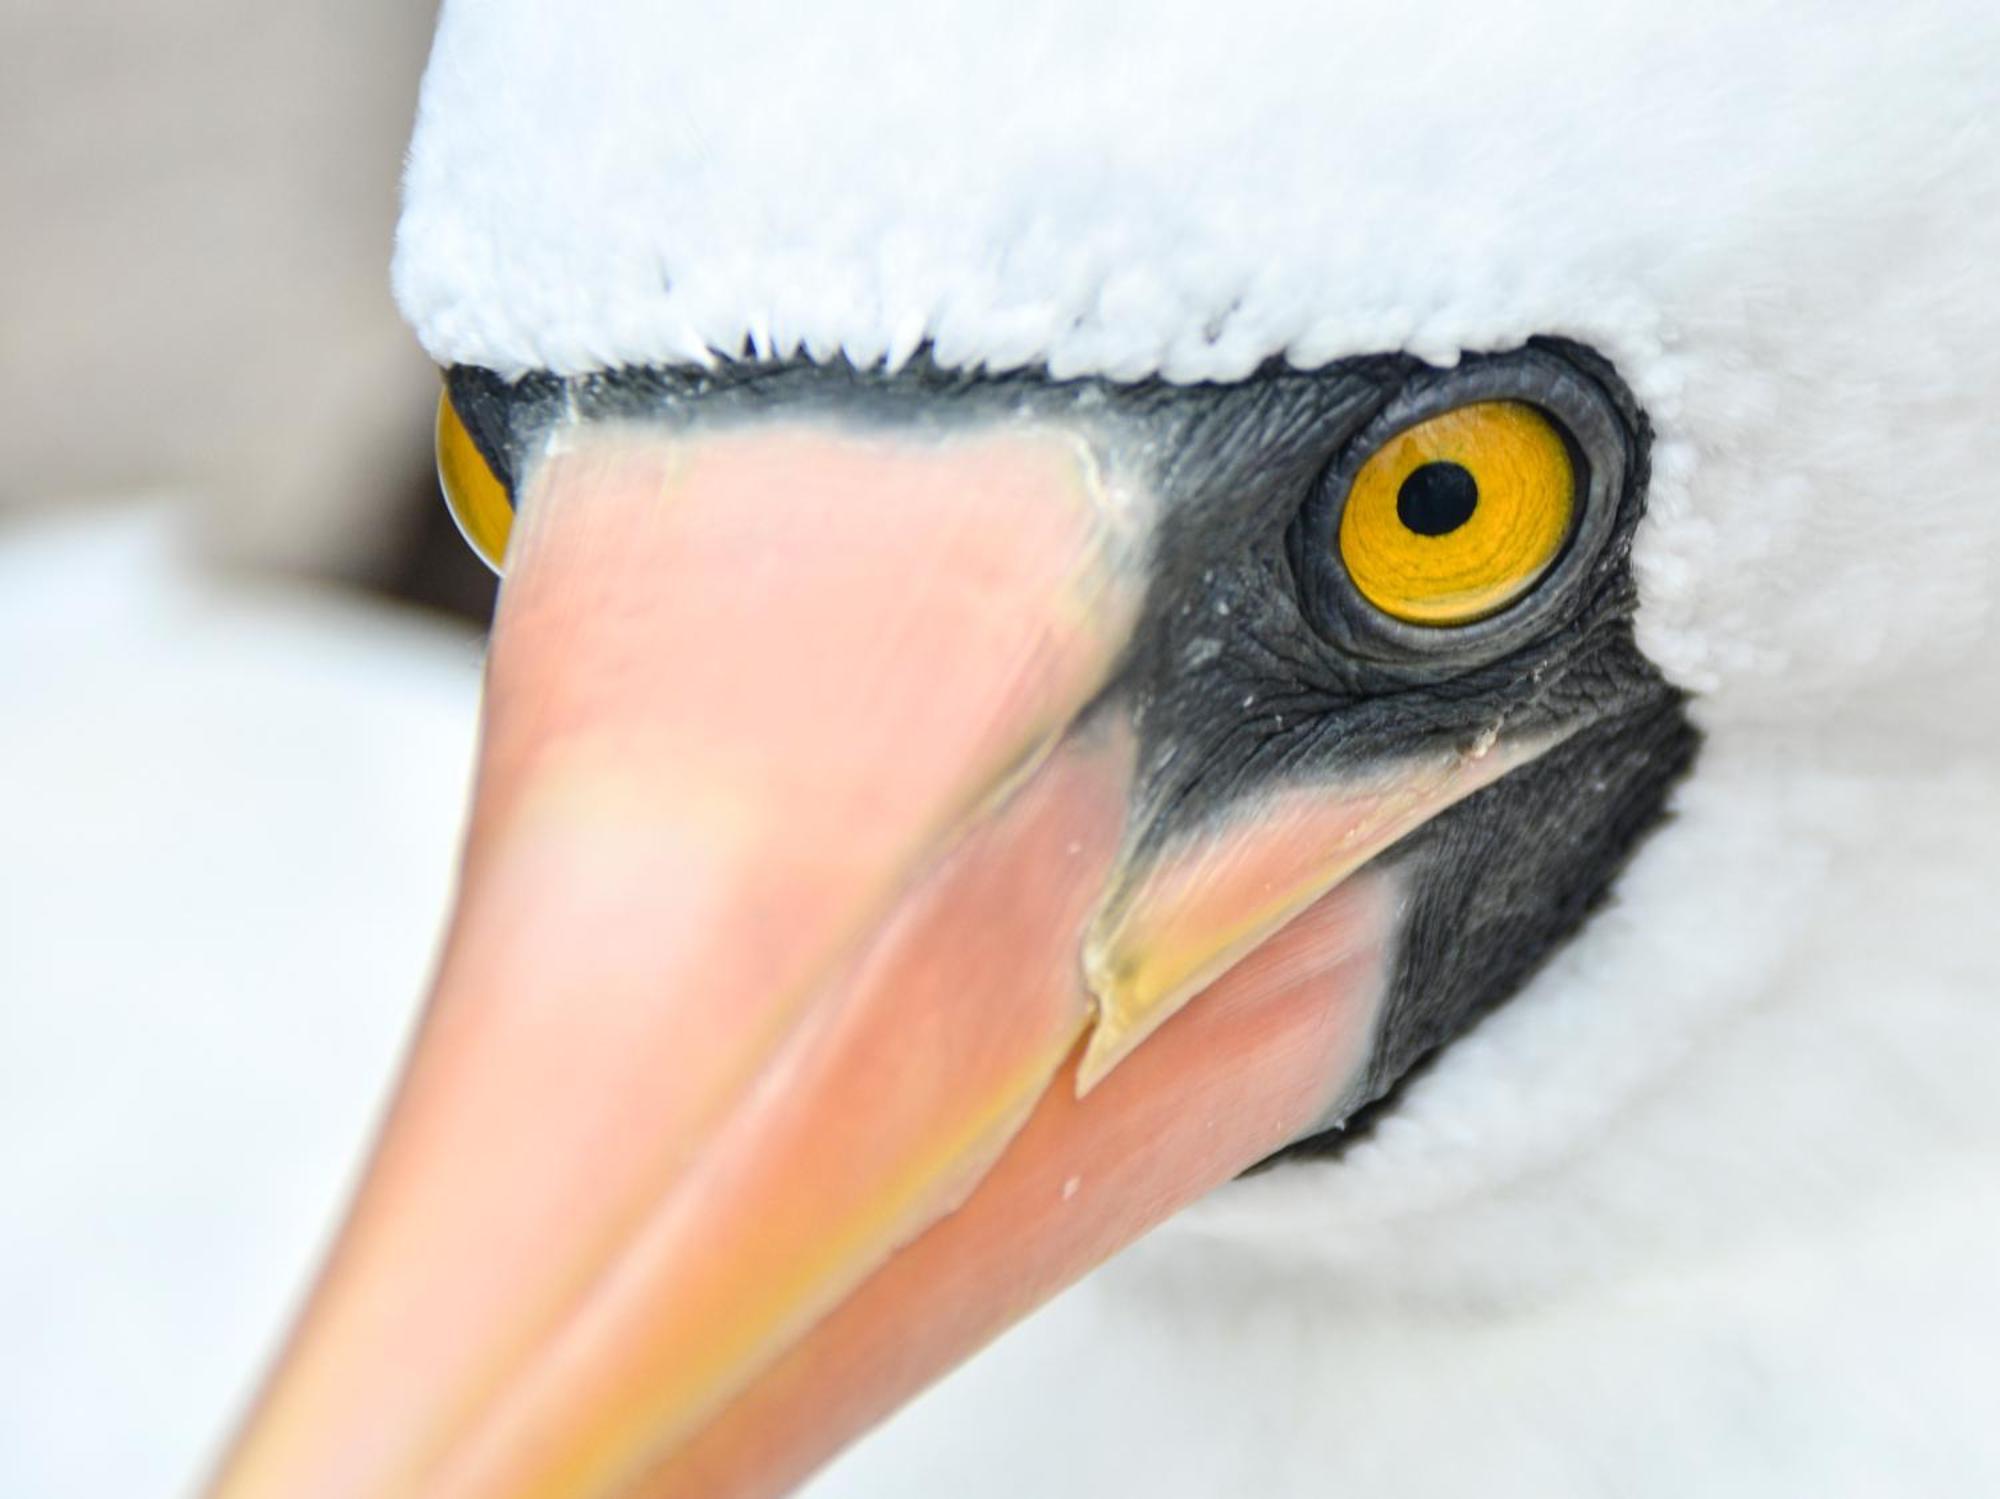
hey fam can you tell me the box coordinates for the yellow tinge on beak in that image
[1079,736,1548,1091]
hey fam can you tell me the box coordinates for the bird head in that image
[209,4,1998,1498]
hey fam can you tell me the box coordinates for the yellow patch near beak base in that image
[1078,735,1554,1093]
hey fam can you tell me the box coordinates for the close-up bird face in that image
[175,3,1998,1497]
[5,0,1993,1496]
[213,338,1692,1499]
[441,339,1695,1128]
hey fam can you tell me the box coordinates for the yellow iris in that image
[436,387,514,573]
[1338,400,1575,626]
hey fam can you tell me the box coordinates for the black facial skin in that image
[445,339,1696,1161]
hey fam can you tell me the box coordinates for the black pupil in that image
[1396,461,1479,537]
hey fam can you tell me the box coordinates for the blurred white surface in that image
[0,508,482,1496]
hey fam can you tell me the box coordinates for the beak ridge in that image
[210,421,1464,1499]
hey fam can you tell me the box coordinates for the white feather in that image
[394,0,2000,1196]
[394,0,2000,720]
[376,1,2000,1489]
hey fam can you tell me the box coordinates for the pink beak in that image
[206,416,1521,1499]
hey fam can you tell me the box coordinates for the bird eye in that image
[1336,400,1575,626]
[436,386,514,573]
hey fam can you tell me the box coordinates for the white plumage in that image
[393,0,2000,769]
[391,2,2000,1491]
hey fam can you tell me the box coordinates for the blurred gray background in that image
[2,6,502,1495]
[2,0,492,612]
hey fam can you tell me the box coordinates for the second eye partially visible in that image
[437,385,515,574]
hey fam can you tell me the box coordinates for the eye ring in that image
[1291,347,1631,666]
